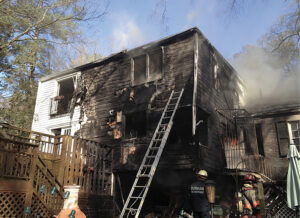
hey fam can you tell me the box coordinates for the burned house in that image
[220,103,300,217]
[1,27,246,217]
[72,27,243,217]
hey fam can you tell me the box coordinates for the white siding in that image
[32,72,81,135]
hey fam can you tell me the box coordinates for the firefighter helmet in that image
[243,174,256,182]
[197,170,208,178]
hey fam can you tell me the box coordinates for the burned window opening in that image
[243,128,252,155]
[51,77,75,116]
[133,55,147,85]
[149,50,162,81]
[255,123,265,156]
[125,111,147,138]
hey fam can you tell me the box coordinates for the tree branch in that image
[0,6,50,50]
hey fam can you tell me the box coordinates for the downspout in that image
[192,32,199,136]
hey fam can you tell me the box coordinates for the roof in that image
[251,102,300,117]
[40,27,240,82]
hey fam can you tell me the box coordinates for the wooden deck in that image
[0,123,113,217]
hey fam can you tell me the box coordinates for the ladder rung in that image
[160,124,168,127]
[153,139,161,142]
[149,147,159,150]
[143,165,152,167]
[125,208,137,211]
[163,116,171,119]
[131,196,143,199]
[146,156,156,158]
[138,174,150,177]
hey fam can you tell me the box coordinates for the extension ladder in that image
[120,89,184,218]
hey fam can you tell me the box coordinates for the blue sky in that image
[81,0,290,59]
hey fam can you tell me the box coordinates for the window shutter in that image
[50,98,58,115]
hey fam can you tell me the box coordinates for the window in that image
[288,120,300,146]
[50,77,75,115]
[255,124,265,156]
[131,49,162,85]
[133,55,147,84]
[276,121,290,157]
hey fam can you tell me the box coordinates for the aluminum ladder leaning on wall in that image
[120,88,184,218]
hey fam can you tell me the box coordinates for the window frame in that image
[287,120,300,146]
[50,72,79,116]
[131,47,163,86]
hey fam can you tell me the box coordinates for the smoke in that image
[230,45,300,110]
[110,15,145,52]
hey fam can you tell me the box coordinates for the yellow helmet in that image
[197,170,208,177]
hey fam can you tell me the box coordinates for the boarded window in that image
[255,124,264,156]
[149,50,162,81]
[125,111,147,138]
[133,55,146,85]
[276,121,289,157]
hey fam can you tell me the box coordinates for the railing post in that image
[24,146,38,215]
[55,136,68,185]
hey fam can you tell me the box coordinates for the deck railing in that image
[0,123,113,195]
[0,123,113,216]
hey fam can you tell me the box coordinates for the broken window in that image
[255,124,264,156]
[132,49,162,85]
[50,77,75,116]
[125,111,147,138]
[276,121,289,157]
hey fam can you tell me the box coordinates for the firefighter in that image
[240,174,261,218]
[190,169,210,218]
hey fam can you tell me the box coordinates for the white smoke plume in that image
[230,45,300,111]
[110,15,145,52]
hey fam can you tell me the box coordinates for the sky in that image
[80,0,290,60]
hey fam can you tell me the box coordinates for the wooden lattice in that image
[0,191,26,217]
[31,192,52,218]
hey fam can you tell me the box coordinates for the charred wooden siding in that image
[195,33,240,172]
[80,33,196,171]
[250,112,300,180]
